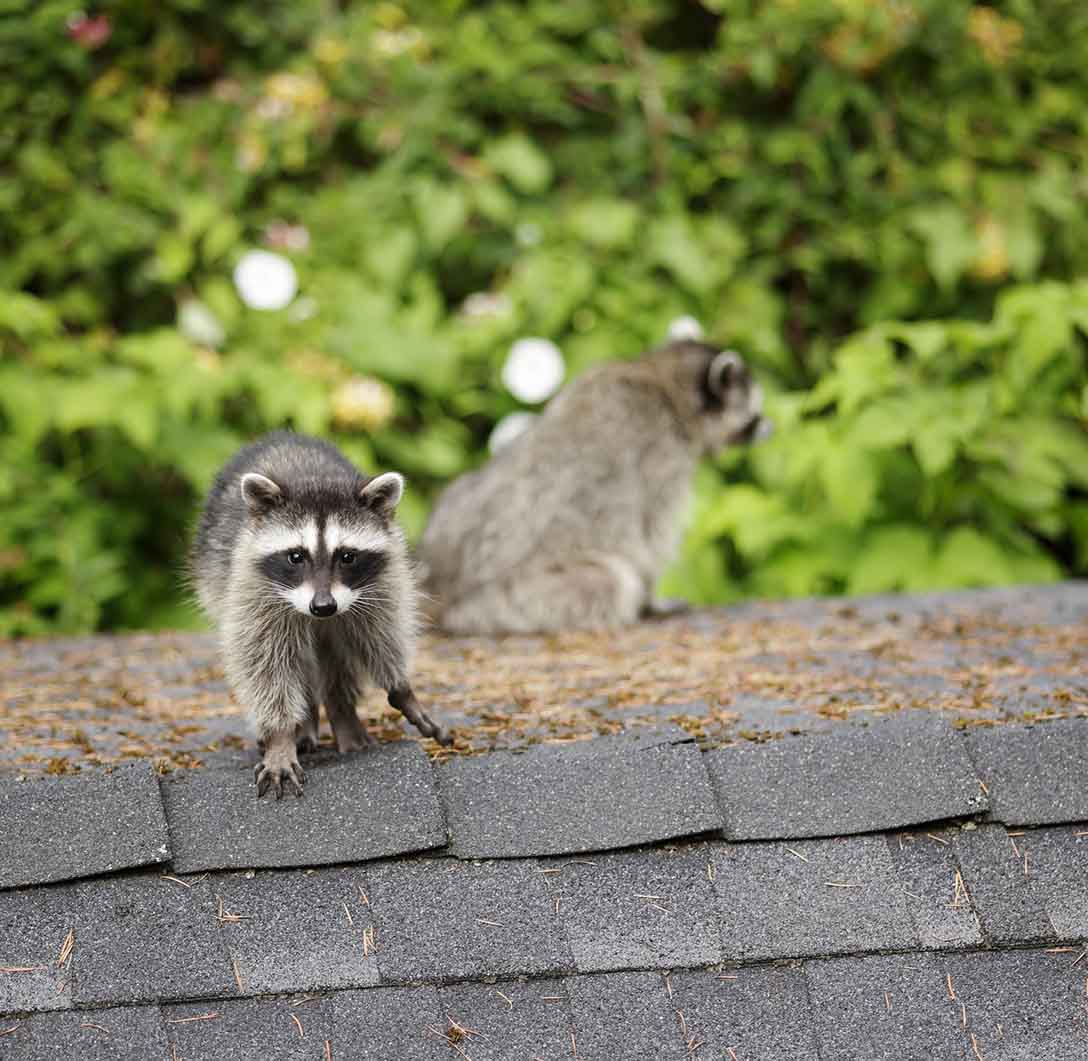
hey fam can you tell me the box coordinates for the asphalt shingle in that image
[71,871,234,1007]
[327,986,447,1060]
[160,742,447,873]
[705,713,987,842]
[548,845,721,973]
[565,971,684,1061]
[211,865,378,994]
[943,948,1088,1059]
[438,978,574,1061]
[806,953,963,1061]
[0,1004,168,1061]
[0,764,170,891]
[367,857,573,984]
[886,829,983,950]
[1018,825,1088,939]
[966,719,1088,827]
[711,836,918,961]
[952,824,1057,946]
[667,965,818,1059]
[0,885,77,1015]
[162,997,333,1061]
[437,731,722,860]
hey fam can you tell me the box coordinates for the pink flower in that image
[66,12,112,50]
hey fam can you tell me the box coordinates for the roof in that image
[2,583,1088,1059]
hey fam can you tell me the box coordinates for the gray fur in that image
[191,431,450,797]
[419,340,770,635]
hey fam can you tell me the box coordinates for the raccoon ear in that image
[240,472,283,515]
[707,350,743,397]
[359,472,404,515]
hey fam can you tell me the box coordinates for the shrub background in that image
[3,0,1087,635]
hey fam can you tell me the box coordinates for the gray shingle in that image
[667,965,818,1059]
[943,949,1088,1060]
[705,713,987,842]
[161,742,447,873]
[71,871,234,1006]
[329,985,448,1060]
[886,829,983,950]
[566,971,685,1061]
[965,719,1088,826]
[0,1004,167,1061]
[163,989,449,1061]
[953,824,1057,945]
[1018,826,1088,939]
[806,953,963,1061]
[212,866,378,994]
[163,997,334,1061]
[437,733,722,859]
[548,846,721,973]
[367,857,573,984]
[711,836,918,961]
[0,885,78,1015]
[438,978,574,1060]
[0,764,170,890]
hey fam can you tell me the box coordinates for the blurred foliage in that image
[1,0,1087,634]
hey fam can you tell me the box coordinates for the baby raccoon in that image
[419,339,771,635]
[191,431,450,798]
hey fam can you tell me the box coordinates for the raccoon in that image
[419,339,771,635]
[191,431,450,798]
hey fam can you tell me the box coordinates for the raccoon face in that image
[695,346,772,455]
[240,471,403,619]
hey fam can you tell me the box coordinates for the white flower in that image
[331,377,396,431]
[460,291,513,319]
[488,411,537,454]
[502,337,564,404]
[177,299,225,348]
[233,250,298,311]
[667,315,705,341]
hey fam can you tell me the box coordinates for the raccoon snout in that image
[309,591,338,618]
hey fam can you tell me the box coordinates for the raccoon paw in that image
[254,755,306,799]
[642,596,691,620]
[387,685,454,747]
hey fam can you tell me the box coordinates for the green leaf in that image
[930,528,1015,587]
[568,199,639,250]
[485,133,553,195]
[819,446,878,527]
[848,525,934,594]
[909,204,975,292]
[648,215,714,295]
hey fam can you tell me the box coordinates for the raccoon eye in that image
[286,550,306,566]
[337,550,356,566]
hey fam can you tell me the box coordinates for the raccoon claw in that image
[409,709,452,747]
[254,759,306,799]
[387,686,453,746]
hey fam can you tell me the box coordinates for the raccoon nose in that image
[309,592,337,618]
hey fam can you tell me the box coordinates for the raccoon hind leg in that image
[439,554,645,635]
[295,698,320,753]
[317,629,374,754]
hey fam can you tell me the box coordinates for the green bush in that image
[2,0,1087,634]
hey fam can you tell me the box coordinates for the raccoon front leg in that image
[317,635,374,754]
[387,683,451,746]
[351,619,452,746]
[223,613,313,798]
